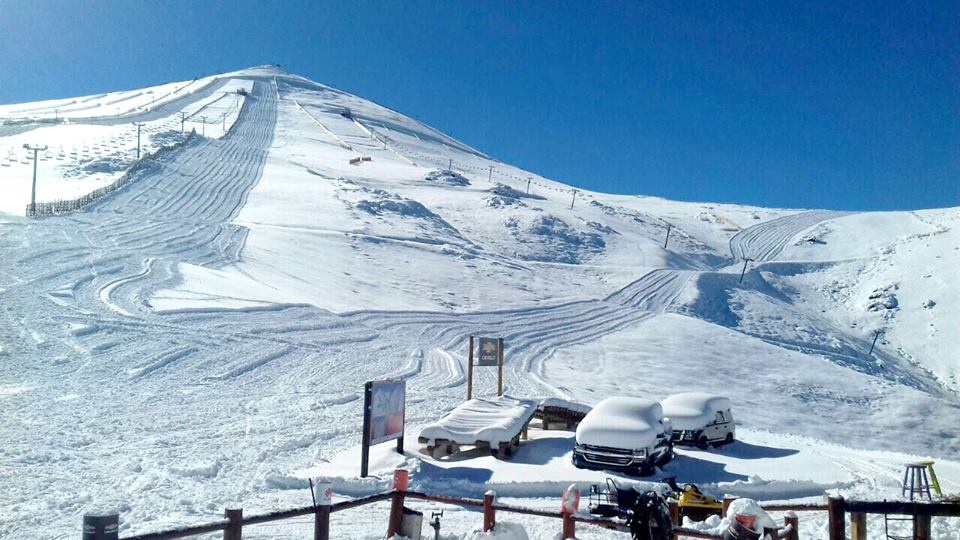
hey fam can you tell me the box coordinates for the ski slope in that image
[0,66,957,539]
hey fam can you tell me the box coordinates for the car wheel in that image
[724,433,734,445]
[696,437,709,450]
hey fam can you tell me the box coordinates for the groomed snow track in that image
[729,210,850,262]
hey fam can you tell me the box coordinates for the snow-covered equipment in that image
[628,491,673,540]
[586,479,672,540]
[722,514,761,540]
[534,397,591,430]
[573,397,673,476]
[720,499,775,540]
[660,392,735,449]
[418,395,538,459]
[588,478,636,517]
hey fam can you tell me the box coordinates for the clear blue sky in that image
[1,1,957,211]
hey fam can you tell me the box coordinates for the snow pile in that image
[351,188,464,239]
[464,522,530,540]
[660,392,731,431]
[425,169,471,186]
[867,284,899,313]
[507,215,606,264]
[486,183,547,208]
[575,397,666,449]
[419,396,538,447]
[715,475,845,500]
[490,183,546,201]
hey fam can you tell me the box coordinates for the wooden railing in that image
[824,495,960,540]
[89,471,957,540]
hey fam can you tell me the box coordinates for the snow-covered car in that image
[572,397,673,476]
[660,392,734,449]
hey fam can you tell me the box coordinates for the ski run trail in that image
[1,67,958,539]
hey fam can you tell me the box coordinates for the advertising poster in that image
[368,380,406,445]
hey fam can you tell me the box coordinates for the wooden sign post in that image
[467,336,474,400]
[497,337,504,397]
[467,336,504,400]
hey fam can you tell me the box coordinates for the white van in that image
[660,392,734,449]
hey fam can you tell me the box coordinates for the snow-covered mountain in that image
[0,65,957,539]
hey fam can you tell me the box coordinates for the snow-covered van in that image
[572,397,673,476]
[660,392,734,449]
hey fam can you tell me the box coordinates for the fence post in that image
[483,490,496,532]
[314,504,330,540]
[850,511,866,540]
[224,508,242,540]
[667,498,679,527]
[827,496,845,540]
[561,511,575,539]
[784,511,799,540]
[314,482,332,540]
[913,513,931,540]
[722,495,736,516]
[386,469,409,538]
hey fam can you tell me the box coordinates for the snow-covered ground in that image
[0,66,957,539]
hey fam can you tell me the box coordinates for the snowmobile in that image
[661,476,723,521]
[587,478,673,540]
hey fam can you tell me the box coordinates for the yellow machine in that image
[678,485,723,520]
[663,477,723,520]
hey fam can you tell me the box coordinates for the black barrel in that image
[83,513,119,540]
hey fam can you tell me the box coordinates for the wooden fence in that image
[25,131,195,217]
[94,470,958,540]
[824,495,960,540]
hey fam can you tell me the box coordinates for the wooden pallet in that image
[419,428,528,460]
[534,403,589,431]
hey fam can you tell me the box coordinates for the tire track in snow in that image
[346,269,694,398]
[127,347,197,379]
[729,210,851,262]
[98,258,155,317]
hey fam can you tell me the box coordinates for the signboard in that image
[467,336,505,399]
[314,482,333,506]
[368,380,406,444]
[477,337,500,367]
[361,379,406,477]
